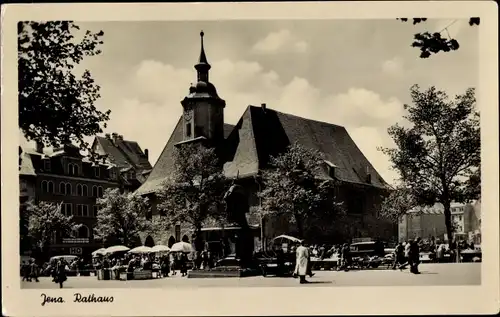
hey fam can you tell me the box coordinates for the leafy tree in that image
[155,144,228,251]
[397,18,480,58]
[26,201,80,258]
[18,21,111,152]
[94,188,151,247]
[379,184,418,223]
[380,85,480,246]
[258,143,344,239]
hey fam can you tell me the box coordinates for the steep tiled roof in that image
[94,136,152,170]
[224,106,388,188]
[137,105,388,194]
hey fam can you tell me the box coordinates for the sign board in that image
[69,247,82,255]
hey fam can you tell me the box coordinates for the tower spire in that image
[199,30,208,64]
[195,30,211,82]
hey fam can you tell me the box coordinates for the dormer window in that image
[324,160,337,179]
[68,163,79,176]
[129,170,136,180]
[94,167,100,178]
[44,159,51,172]
[109,169,116,180]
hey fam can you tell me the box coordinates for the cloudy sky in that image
[20,19,478,184]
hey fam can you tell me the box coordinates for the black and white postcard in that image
[1,2,499,316]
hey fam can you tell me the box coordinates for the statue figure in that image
[223,175,254,268]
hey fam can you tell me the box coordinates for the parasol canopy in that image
[128,246,153,254]
[104,245,130,254]
[151,245,171,253]
[50,255,78,263]
[272,234,303,244]
[92,248,106,257]
[170,241,194,253]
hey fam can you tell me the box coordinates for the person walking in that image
[54,259,68,288]
[29,259,40,282]
[21,261,30,282]
[294,240,310,284]
[392,242,405,270]
[408,238,421,274]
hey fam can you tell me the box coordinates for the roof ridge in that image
[248,105,346,130]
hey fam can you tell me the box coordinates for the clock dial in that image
[184,109,193,121]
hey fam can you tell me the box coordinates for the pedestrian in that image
[29,259,40,282]
[306,247,315,277]
[54,259,68,288]
[294,240,310,284]
[408,238,421,274]
[392,242,405,270]
[170,252,177,275]
[21,261,30,281]
[180,253,188,277]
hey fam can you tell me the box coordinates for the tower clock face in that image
[184,109,193,121]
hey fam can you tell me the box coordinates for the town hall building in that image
[136,31,396,251]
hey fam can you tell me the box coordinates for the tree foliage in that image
[379,184,418,223]
[26,200,80,252]
[380,85,480,245]
[155,144,228,251]
[94,188,151,247]
[258,143,344,239]
[18,21,111,151]
[397,18,480,58]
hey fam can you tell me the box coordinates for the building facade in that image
[19,137,151,260]
[136,31,396,251]
[398,201,481,244]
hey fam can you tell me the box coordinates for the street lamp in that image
[254,175,264,251]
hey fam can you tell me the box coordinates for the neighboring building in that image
[19,136,151,259]
[398,201,481,243]
[136,31,396,250]
[91,133,152,192]
[398,204,447,242]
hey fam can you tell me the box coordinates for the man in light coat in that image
[294,240,309,284]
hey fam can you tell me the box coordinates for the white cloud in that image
[110,58,404,185]
[381,57,404,75]
[252,30,309,54]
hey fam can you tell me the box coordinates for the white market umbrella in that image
[128,246,153,254]
[104,245,130,254]
[151,245,170,253]
[170,241,194,253]
[92,248,106,257]
[272,235,303,244]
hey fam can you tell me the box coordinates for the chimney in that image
[144,149,149,159]
[366,166,371,183]
[35,141,44,154]
[261,103,267,112]
[105,133,111,139]
[111,133,118,144]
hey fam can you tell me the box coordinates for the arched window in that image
[66,183,72,195]
[41,180,48,193]
[47,181,54,193]
[76,184,83,196]
[92,185,98,197]
[78,225,90,238]
[59,182,66,195]
[71,228,79,238]
[82,185,88,196]
[98,186,103,198]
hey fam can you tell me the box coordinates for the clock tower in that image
[180,31,226,146]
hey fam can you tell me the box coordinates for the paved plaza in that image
[21,263,480,289]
